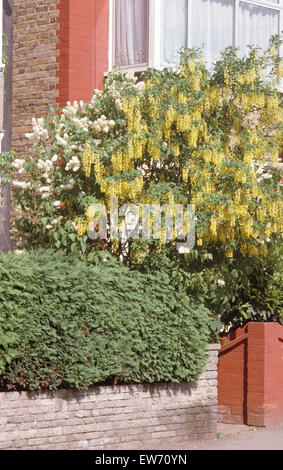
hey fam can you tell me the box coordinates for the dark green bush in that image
[136,238,283,337]
[0,250,211,391]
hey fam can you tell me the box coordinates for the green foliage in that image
[0,152,15,185]
[137,237,283,337]
[0,250,211,391]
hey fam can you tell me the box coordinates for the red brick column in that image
[218,322,283,427]
[218,325,248,424]
[261,323,283,426]
[57,0,109,107]
[246,323,265,426]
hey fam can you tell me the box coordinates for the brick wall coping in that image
[207,343,221,351]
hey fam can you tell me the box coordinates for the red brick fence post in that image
[218,322,283,427]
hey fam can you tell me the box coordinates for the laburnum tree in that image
[11,38,283,264]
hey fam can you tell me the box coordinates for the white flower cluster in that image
[37,159,53,172]
[37,158,54,182]
[38,185,53,199]
[13,181,32,190]
[103,82,122,111]
[63,100,80,118]
[256,163,273,182]
[92,115,115,134]
[60,178,76,191]
[62,101,89,132]
[12,158,26,174]
[66,156,80,172]
[25,117,49,143]
[46,218,59,230]
[56,134,69,147]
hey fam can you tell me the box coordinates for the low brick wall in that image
[0,344,220,450]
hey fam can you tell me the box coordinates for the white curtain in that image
[238,2,279,56]
[115,0,149,67]
[162,0,188,65]
[191,0,234,66]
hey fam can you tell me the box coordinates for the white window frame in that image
[108,0,283,73]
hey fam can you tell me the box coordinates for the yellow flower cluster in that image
[75,52,282,259]
[82,143,104,182]
[237,69,256,85]
[100,175,144,201]
[82,143,95,178]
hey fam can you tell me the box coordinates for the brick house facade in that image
[11,0,109,156]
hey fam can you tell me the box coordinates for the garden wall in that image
[0,344,220,450]
[218,322,283,427]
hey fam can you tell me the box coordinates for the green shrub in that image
[136,237,283,337]
[0,250,211,391]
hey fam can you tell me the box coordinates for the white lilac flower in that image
[94,124,101,133]
[25,117,49,143]
[12,158,25,170]
[13,181,31,190]
[136,81,145,91]
[37,159,45,170]
[52,154,59,162]
[56,135,68,147]
[41,193,50,199]
[65,156,80,172]
[115,99,122,111]
[53,201,62,207]
[46,225,53,230]
[217,279,225,287]
[39,186,51,193]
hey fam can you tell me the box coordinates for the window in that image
[109,0,283,71]
[114,0,149,67]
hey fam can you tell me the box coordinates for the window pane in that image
[239,2,279,56]
[162,0,188,65]
[115,0,149,67]
[190,0,234,65]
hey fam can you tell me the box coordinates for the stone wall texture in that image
[12,0,59,156]
[0,344,220,450]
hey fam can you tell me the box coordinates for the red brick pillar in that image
[57,0,109,107]
[246,323,265,426]
[218,322,283,427]
[262,323,283,426]
[218,325,248,424]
